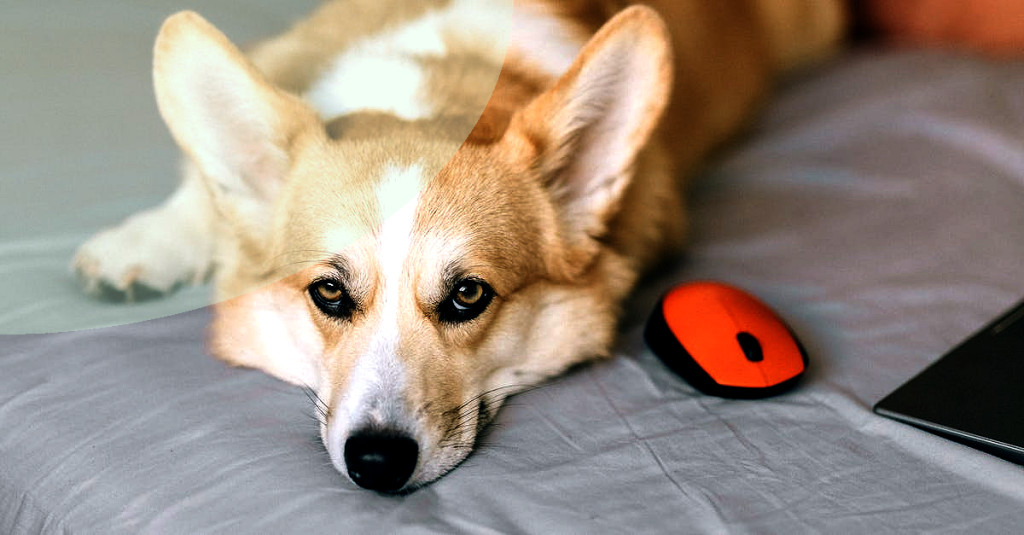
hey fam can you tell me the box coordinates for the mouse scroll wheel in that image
[736,332,763,362]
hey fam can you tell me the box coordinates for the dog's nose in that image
[344,430,419,492]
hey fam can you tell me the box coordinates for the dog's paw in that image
[72,206,214,302]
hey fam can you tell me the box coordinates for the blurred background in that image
[1,1,319,333]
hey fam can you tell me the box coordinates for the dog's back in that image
[247,0,845,173]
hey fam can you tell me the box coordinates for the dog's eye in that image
[439,279,494,323]
[308,279,354,318]
[315,281,344,302]
[453,282,484,308]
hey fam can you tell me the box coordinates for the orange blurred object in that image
[862,0,1024,56]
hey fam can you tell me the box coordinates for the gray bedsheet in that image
[4,3,1024,533]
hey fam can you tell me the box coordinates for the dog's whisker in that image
[442,384,527,417]
[303,410,326,427]
[300,386,330,416]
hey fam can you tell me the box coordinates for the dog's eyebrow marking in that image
[440,263,466,294]
[414,262,467,313]
[324,254,352,279]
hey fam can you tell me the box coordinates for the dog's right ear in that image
[502,6,672,280]
[153,11,320,239]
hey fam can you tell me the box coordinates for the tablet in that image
[874,298,1024,465]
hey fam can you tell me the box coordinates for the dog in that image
[73,0,844,492]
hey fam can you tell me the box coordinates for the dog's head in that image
[153,7,671,492]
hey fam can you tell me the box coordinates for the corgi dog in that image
[73,0,844,492]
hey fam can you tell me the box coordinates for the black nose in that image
[344,430,419,492]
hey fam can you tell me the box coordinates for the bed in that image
[3,2,1024,532]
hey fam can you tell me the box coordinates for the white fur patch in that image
[369,163,422,410]
[326,164,423,469]
[304,0,512,121]
[509,4,585,77]
[431,0,513,63]
[307,55,430,121]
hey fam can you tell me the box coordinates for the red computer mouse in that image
[644,281,808,398]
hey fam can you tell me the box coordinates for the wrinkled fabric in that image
[3,4,1024,531]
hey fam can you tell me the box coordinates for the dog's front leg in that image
[72,159,217,301]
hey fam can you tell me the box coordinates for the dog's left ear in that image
[152,11,321,242]
[506,6,673,275]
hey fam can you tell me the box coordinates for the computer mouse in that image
[644,281,807,398]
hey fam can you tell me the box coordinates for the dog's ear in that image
[506,6,672,276]
[153,11,319,239]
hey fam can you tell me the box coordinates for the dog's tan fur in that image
[74,0,845,490]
